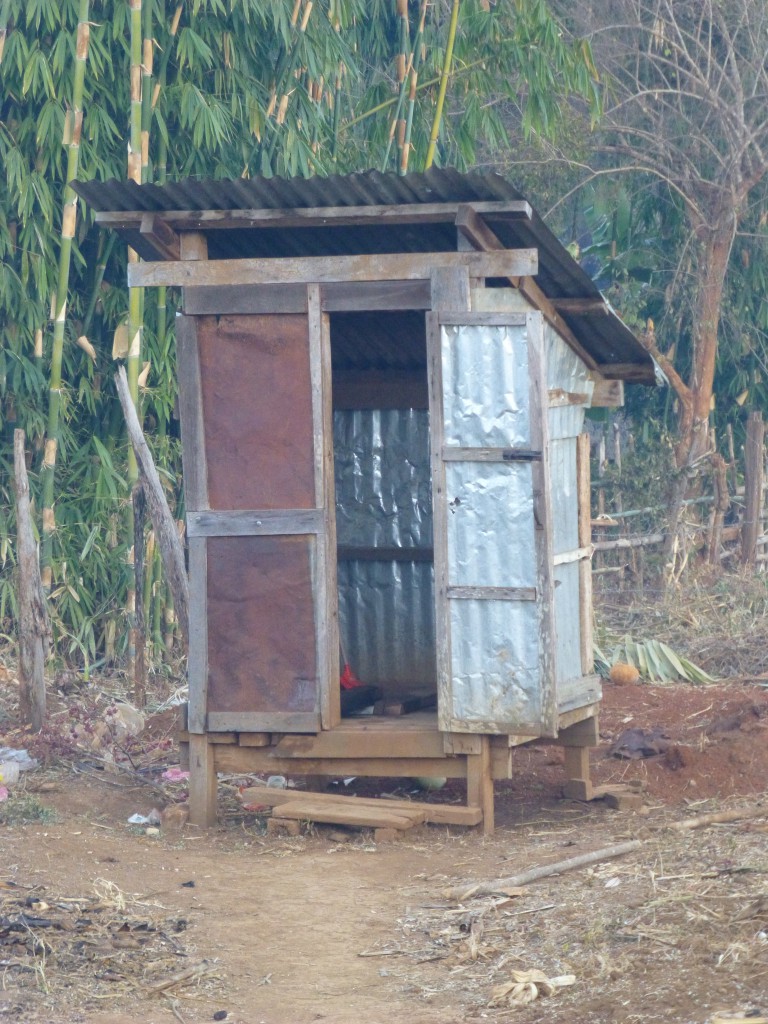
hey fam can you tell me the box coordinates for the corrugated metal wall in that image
[334,409,435,688]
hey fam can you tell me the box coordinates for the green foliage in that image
[0,0,601,669]
[0,793,57,824]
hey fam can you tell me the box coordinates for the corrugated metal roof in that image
[73,168,660,383]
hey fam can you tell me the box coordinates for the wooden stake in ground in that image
[442,839,642,901]
[742,410,764,566]
[13,430,51,731]
[115,367,189,649]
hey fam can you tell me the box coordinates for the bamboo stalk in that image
[41,0,91,590]
[443,840,642,901]
[424,0,461,170]
[401,2,428,174]
[0,0,11,65]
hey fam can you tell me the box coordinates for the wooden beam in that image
[454,205,602,372]
[139,213,181,261]
[333,368,428,410]
[183,280,433,316]
[128,249,539,289]
[214,746,469,778]
[550,297,610,315]
[596,362,655,382]
[589,376,625,408]
[577,433,595,676]
[187,508,324,538]
[96,199,533,233]
[188,735,217,827]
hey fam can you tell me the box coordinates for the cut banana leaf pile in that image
[594,639,716,684]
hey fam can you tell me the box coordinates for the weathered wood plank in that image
[175,316,209,511]
[337,545,433,563]
[576,432,595,675]
[437,310,527,327]
[129,250,538,289]
[214,747,469,778]
[589,376,625,408]
[187,509,324,538]
[237,785,483,826]
[139,213,180,261]
[466,735,494,835]
[309,283,340,730]
[553,546,592,566]
[96,199,533,232]
[447,585,537,602]
[271,725,447,760]
[186,537,209,734]
[441,446,541,462]
[271,800,424,830]
[207,711,321,733]
[188,735,217,827]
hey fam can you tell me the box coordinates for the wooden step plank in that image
[238,786,482,826]
[271,799,424,830]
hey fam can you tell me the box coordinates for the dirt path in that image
[1,681,767,1024]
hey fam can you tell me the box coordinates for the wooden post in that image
[707,453,729,564]
[13,430,51,731]
[576,434,594,674]
[742,411,764,566]
[132,483,147,707]
[466,736,494,836]
[188,734,217,827]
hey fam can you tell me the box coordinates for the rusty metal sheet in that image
[206,536,318,714]
[198,314,315,510]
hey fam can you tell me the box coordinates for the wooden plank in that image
[214,747,468,778]
[548,388,589,408]
[447,585,537,601]
[441,446,541,462]
[175,316,208,511]
[527,310,558,739]
[184,283,307,315]
[550,297,609,314]
[207,711,321,733]
[382,693,437,716]
[271,724,447,759]
[130,250,538,289]
[180,231,208,261]
[558,713,599,748]
[188,735,217,827]
[742,411,764,566]
[97,199,533,232]
[454,206,602,373]
[238,732,272,747]
[466,735,494,835]
[576,432,594,675]
[237,785,483,826]
[187,509,324,538]
[309,283,340,730]
[174,281,435,316]
[596,362,654,382]
[589,376,624,408]
[337,545,433,563]
[178,730,237,744]
[186,537,208,734]
[430,264,471,311]
[437,310,527,327]
[139,213,180,261]
[271,800,425,830]
[553,546,592,566]
[323,280,432,312]
[443,733,482,755]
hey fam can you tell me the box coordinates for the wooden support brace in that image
[188,734,217,827]
[466,735,494,836]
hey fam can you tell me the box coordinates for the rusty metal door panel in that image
[198,314,315,510]
[206,536,319,728]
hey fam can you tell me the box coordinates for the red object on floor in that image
[340,664,364,689]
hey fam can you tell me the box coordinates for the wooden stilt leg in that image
[188,734,217,827]
[562,744,593,801]
[467,736,494,835]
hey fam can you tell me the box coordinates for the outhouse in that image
[76,169,658,833]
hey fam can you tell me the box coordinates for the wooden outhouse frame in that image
[76,170,658,833]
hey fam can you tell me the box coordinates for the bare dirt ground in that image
[1,676,767,1024]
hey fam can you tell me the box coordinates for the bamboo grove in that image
[0,0,601,680]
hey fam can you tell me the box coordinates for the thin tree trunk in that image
[741,411,764,566]
[115,367,189,649]
[133,483,147,706]
[13,431,51,732]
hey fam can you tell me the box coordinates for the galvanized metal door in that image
[428,311,557,736]
[178,284,337,735]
